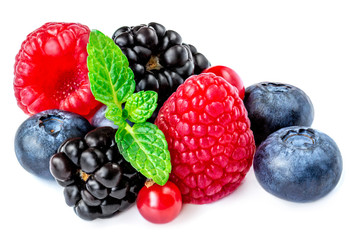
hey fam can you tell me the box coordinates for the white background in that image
[1,0,348,239]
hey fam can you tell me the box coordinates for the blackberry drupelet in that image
[50,127,146,220]
[112,22,210,122]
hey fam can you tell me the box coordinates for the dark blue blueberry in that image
[91,105,133,129]
[91,105,118,129]
[244,82,314,145]
[14,109,92,180]
[253,126,342,202]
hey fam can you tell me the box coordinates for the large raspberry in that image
[155,73,255,204]
[14,22,102,118]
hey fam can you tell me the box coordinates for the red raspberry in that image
[14,22,102,118]
[155,73,255,204]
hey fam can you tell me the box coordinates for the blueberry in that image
[244,82,314,145]
[91,105,133,129]
[14,109,92,180]
[91,105,118,129]
[253,126,342,202]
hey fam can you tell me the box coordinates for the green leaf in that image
[105,104,126,127]
[116,123,171,186]
[125,91,158,123]
[87,30,135,108]
[86,29,172,186]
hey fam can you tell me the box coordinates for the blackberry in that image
[112,22,210,122]
[50,127,146,220]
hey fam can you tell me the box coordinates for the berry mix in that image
[13,22,343,223]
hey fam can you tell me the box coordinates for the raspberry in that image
[14,22,102,118]
[112,22,210,122]
[155,73,255,204]
[50,127,146,220]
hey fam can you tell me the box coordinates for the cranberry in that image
[203,65,245,99]
[136,181,182,224]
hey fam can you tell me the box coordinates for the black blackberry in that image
[112,22,210,122]
[49,127,146,220]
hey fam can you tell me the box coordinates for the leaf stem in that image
[124,122,133,132]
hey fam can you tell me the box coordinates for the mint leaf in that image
[87,29,172,186]
[105,104,126,127]
[87,30,135,108]
[116,123,171,186]
[125,91,158,123]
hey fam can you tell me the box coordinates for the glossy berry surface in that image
[137,181,182,224]
[15,109,92,180]
[112,22,210,122]
[155,73,255,204]
[50,127,146,220]
[203,65,245,99]
[14,22,102,118]
[254,126,342,202]
[244,82,314,145]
